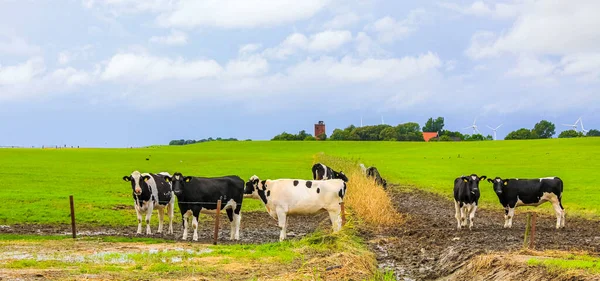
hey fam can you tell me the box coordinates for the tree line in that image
[504,120,600,140]
[169,137,242,145]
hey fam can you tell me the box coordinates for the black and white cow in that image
[311,163,349,182]
[366,166,387,189]
[245,175,346,241]
[164,173,244,241]
[453,174,486,230]
[122,171,174,235]
[488,177,565,229]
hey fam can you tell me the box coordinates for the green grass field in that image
[0,138,599,226]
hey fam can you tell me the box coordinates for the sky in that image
[0,0,599,147]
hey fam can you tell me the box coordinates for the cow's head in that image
[164,172,192,196]
[487,177,508,195]
[334,171,349,182]
[461,174,486,193]
[245,175,262,198]
[382,178,388,189]
[122,171,150,196]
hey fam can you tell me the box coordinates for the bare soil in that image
[362,187,600,280]
[0,211,328,244]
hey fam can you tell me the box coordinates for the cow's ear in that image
[184,176,192,183]
[487,178,493,183]
[503,179,509,186]
[122,176,130,182]
[143,175,151,182]
[479,176,487,181]
[461,177,469,183]
[164,176,171,182]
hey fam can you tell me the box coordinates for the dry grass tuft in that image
[314,153,403,228]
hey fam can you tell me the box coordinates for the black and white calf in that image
[122,171,174,235]
[366,166,387,189]
[488,177,565,229]
[453,174,486,230]
[245,176,346,241]
[164,173,244,241]
[311,163,349,182]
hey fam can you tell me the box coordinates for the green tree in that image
[423,117,444,132]
[317,133,327,140]
[439,135,452,141]
[505,128,535,140]
[558,130,584,138]
[485,135,493,141]
[304,135,316,141]
[587,129,600,137]
[439,130,464,141]
[379,127,399,141]
[465,134,485,141]
[533,120,556,139]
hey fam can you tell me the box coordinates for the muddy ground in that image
[0,211,328,244]
[364,187,600,280]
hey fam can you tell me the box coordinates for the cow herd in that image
[454,174,565,230]
[122,164,565,243]
[122,162,354,242]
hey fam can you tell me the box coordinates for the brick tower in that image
[314,121,326,140]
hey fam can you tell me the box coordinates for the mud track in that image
[364,187,600,280]
[0,211,329,244]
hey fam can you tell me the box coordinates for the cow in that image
[245,175,346,241]
[487,177,565,229]
[164,173,244,241]
[359,163,367,175]
[122,171,174,235]
[453,174,486,230]
[366,166,387,189]
[311,163,349,182]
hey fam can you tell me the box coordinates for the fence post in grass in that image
[69,195,76,239]
[340,202,346,227]
[213,200,222,245]
[523,212,531,249]
[529,213,537,249]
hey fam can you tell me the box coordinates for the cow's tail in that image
[556,177,564,210]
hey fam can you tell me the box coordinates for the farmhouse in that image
[422,132,439,142]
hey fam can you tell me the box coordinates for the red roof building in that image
[422,132,439,142]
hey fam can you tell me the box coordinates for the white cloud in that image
[57,45,94,65]
[465,31,499,59]
[558,53,600,82]
[438,1,521,19]
[354,32,389,57]
[323,12,360,29]
[238,44,263,56]
[0,57,45,85]
[506,55,556,78]
[366,9,427,43]
[0,35,41,56]
[149,30,188,46]
[83,0,174,13]
[225,56,269,77]
[101,53,223,82]
[157,0,331,29]
[263,30,352,59]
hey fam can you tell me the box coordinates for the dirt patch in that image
[0,211,331,244]
[363,187,600,280]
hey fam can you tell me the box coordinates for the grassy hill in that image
[0,137,598,226]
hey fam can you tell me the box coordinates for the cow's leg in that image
[135,204,143,234]
[233,204,242,240]
[328,208,342,232]
[551,201,564,229]
[145,203,154,235]
[182,210,191,240]
[469,204,478,230]
[503,208,510,228]
[460,205,467,227]
[226,208,235,240]
[192,209,200,242]
[454,201,461,230]
[157,206,164,234]
[507,207,516,228]
[168,201,174,235]
[276,208,288,242]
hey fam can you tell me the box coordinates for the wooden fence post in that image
[529,213,537,249]
[69,195,76,239]
[340,202,346,227]
[523,213,531,249]
[213,200,222,245]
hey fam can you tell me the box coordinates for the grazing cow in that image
[311,163,349,182]
[164,173,244,241]
[453,174,486,230]
[122,171,175,235]
[366,166,387,189]
[245,175,346,241]
[488,177,565,229]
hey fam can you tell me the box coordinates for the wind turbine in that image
[580,118,589,134]
[562,117,581,132]
[463,118,481,135]
[360,115,363,127]
[381,115,384,125]
[486,124,503,140]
